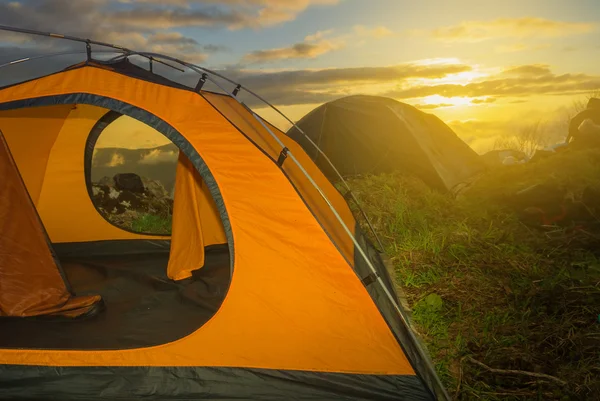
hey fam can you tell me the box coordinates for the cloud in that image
[0,1,229,64]
[304,29,334,41]
[111,7,248,30]
[106,153,125,167]
[353,25,393,38]
[383,64,600,100]
[224,61,472,106]
[415,103,453,110]
[112,0,340,30]
[243,36,344,63]
[495,43,551,53]
[139,149,179,165]
[427,17,596,43]
[562,46,578,52]
[471,97,496,104]
[502,64,552,77]
[234,61,471,86]
[241,23,395,65]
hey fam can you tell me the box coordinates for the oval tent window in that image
[88,113,178,235]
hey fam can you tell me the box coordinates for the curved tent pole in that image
[0,50,127,69]
[0,22,383,251]
[0,25,184,73]
[139,51,385,252]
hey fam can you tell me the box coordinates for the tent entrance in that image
[0,246,230,350]
[0,103,232,350]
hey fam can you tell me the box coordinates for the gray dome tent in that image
[286,95,485,191]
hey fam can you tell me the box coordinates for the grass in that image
[131,213,172,235]
[103,209,173,235]
[347,147,600,400]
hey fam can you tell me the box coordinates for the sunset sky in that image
[1,0,599,153]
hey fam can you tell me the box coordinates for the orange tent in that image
[0,31,447,400]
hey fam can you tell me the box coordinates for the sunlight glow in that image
[421,94,474,107]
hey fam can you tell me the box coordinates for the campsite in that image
[1,2,600,400]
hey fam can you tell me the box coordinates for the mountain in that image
[91,143,179,193]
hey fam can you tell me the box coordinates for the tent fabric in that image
[168,152,227,280]
[287,95,486,192]
[0,365,433,401]
[0,104,166,243]
[0,105,70,204]
[0,130,102,318]
[202,93,356,262]
[0,60,444,400]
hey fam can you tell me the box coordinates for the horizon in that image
[1,0,599,154]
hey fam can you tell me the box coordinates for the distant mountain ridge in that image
[91,143,179,192]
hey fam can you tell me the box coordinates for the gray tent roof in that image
[287,95,486,191]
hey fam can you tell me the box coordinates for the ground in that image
[105,209,172,235]
[348,148,600,400]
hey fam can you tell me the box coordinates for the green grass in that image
[131,213,172,235]
[347,148,600,400]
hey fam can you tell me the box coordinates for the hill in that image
[91,143,179,193]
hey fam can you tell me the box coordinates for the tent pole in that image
[0,25,183,72]
[0,50,126,69]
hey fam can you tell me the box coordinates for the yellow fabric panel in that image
[0,67,413,376]
[34,104,168,243]
[168,153,226,280]
[0,130,101,318]
[202,93,356,264]
[0,105,71,204]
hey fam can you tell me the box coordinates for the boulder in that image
[141,177,169,199]
[97,176,115,187]
[91,175,173,219]
[114,173,145,194]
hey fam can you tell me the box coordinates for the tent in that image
[287,95,486,191]
[0,27,448,401]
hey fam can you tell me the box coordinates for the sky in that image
[1,0,599,153]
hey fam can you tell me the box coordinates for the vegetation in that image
[348,148,600,400]
[103,209,172,235]
[131,213,172,235]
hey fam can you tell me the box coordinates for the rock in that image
[91,173,173,237]
[97,176,114,187]
[114,173,145,194]
[141,177,169,199]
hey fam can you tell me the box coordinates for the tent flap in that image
[0,130,102,318]
[168,152,227,280]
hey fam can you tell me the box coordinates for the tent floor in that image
[0,247,230,350]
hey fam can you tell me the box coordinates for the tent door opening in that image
[0,103,231,350]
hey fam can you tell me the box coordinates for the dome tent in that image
[287,95,486,191]
[0,25,448,401]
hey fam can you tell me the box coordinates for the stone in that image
[141,177,169,199]
[97,176,114,187]
[114,173,145,194]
